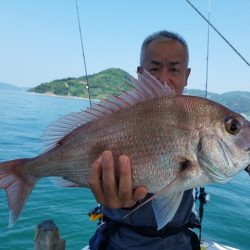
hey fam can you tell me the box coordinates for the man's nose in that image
[157,68,170,84]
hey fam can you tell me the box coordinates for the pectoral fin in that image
[151,159,202,229]
[122,176,184,229]
[152,190,184,230]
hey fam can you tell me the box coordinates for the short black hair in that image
[140,30,189,66]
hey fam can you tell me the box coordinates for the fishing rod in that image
[185,0,250,68]
[198,187,209,242]
[198,0,211,242]
[75,0,92,107]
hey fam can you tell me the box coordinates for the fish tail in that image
[0,158,38,226]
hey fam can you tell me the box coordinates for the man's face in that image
[139,39,191,95]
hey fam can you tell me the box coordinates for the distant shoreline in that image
[27,91,99,102]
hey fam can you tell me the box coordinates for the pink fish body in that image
[0,71,250,229]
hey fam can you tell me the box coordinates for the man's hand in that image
[88,150,147,208]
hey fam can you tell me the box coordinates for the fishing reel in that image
[198,187,210,205]
[195,187,210,205]
[195,187,210,242]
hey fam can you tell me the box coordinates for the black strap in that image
[111,221,195,238]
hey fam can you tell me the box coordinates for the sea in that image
[0,89,249,250]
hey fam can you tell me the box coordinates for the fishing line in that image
[187,0,213,243]
[185,0,250,67]
[204,0,210,99]
[75,0,92,107]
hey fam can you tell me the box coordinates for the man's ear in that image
[185,68,191,86]
[137,66,143,74]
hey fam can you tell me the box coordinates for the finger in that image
[133,186,148,201]
[88,155,105,204]
[118,155,134,207]
[102,151,118,205]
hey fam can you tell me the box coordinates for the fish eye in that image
[225,118,240,135]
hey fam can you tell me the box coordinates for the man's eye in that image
[169,68,179,73]
[149,68,160,72]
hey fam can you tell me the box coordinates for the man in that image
[87,30,199,250]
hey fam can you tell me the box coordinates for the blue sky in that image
[1,0,249,93]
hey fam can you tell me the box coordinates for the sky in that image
[1,0,250,93]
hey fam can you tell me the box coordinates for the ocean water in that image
[0,90,249,250]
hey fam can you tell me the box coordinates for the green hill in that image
[29,68,250,115]
[184,89,250,115]
[29,68,132,99]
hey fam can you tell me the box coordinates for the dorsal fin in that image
[41,70,176,152]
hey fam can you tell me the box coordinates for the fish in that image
[0,70,250,229]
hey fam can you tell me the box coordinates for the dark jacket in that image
[89,189,200,250]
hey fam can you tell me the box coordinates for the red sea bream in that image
[0,71,250,229]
